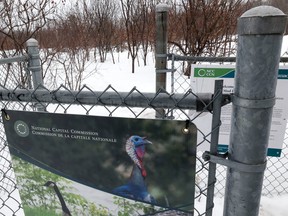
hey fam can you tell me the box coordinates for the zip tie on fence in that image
[202,151,267,173]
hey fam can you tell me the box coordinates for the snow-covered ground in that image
[1,36,288,215]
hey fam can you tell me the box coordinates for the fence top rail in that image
[167,53,288,63]
[0,55,28,65]
[0,86,230,111]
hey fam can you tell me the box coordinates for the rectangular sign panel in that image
[191,64,288,157]
[2,110,197,214]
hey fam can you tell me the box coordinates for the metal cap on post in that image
[155,3,169,118]
[224,6,287,216]
[26,38,43,88]
[155,3,169,13]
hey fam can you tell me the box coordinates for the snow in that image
[85,51,156,92]
[260,195,288,216]
[281,36,288,57]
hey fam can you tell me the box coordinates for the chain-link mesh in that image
[170,54,288,198]
[0,87,220,216]
[0,60,30,216]
[1,52,287,215]
[0,58,223,215]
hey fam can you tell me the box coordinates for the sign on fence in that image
[191,64,288,157]
[2,110,196,214]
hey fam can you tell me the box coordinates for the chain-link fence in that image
[168,53,288,198]
[0,58,30,216]
[0,49,225,215]
[1,46,287,215]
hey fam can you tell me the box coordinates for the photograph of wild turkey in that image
[4,111,197,214]
[113,135,156,204]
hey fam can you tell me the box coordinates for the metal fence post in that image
[26,38,43,88]
[155,3,169,118]
[224,6,287,216]
[205,80,223,216]
[26,38,45,111]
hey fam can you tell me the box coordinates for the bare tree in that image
[170,0,250,56]
[0,0,57,53]
[87,0,119,63]
[0,0,57,87]
[167,0,252,75]
[120,0,143,73]
[45,49,95,90]
[41,2,94,90]
[137,0,157,66]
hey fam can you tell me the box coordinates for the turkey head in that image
[125,135,152,178]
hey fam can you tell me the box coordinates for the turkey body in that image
[113,164,156,203]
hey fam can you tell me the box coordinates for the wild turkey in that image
[113,135,156,204]
[44,180,72,216]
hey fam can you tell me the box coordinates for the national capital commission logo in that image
[197,69,207,77]
[14,120,29,137]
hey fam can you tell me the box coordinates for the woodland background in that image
[0,0,287,88]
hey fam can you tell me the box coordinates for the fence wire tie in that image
[202,151,267,173]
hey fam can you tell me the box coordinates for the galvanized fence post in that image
[155,3,169,118]
[224,6,287,216]
[26,38,45,111]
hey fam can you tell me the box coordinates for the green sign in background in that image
[194,67,288,79]
[194,67,235,78]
